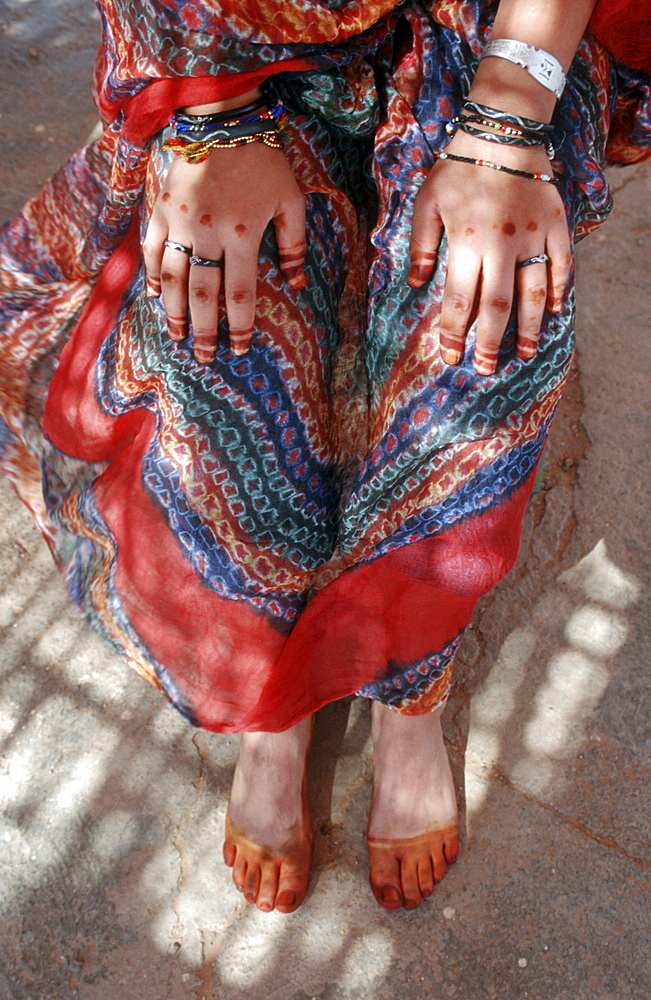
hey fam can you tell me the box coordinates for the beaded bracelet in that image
[172,97,284,135]
[164,97,287,163]
[165,130,285,162]
[461,100,554,139]
[437,151,556,183]
[446,115,555,159]
[452,114,548,143]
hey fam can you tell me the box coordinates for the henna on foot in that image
[223,715,314,914]
[367,702,459,911]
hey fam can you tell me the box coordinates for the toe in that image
[275,857,311,913]
[417,856,435,899]
[275,888,298,913]
[232,855,248,894]
[443,828,459,867]
[223,838,236,867]
[257,861,280,913]
[400,856,422,910]
[244,862,261,905]
[379,884,402,909]
[368,844,403,911]
[432,847,447,884]
[429,827,454,883]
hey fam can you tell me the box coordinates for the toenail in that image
[381,885,402,903]
[404,898,420,910]
[259,901,273,912]
[245,893,256,903]
[276,890,296,908]
[235,884,244,892]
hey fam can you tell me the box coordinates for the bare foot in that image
[367,702,459,911]
[223,715,314,914]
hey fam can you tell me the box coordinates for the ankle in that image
[371,703,445,764]
[240,716,314,761]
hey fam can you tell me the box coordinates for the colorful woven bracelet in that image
[173,97,284,135]
[173,96,271,128]
[164,130,285,163]
[164,98,287,163]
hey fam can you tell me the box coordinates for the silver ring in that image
[164,240,192,254]
[516,253,549,269]
[190,255,223,268]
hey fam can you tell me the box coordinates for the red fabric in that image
[109,472,535,731]
[589,0,651,72]
[42,219,536,731]
[98,59,313,140]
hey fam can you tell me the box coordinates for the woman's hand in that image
[408,132,572,375]
[142,141,307,362]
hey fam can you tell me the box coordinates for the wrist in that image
[182,86,264,117]
[467,60,557,124]
[444,130,553,174]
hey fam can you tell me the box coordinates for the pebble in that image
[443,906,456,920]
[518,958,528,968]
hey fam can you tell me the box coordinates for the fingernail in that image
[146,278,161,297]
[474,361,495,376]
[284,266,308,288]
[229,329,253,355]
[441,348,462,365]
[407,264,427,287]
[276,890,296,908]
[168,320,185,342]
[517,347,537,360]
[195,351,216,365]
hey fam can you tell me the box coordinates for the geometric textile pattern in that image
[1,0,649,730]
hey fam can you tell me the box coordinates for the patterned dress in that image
[0,1,649,731]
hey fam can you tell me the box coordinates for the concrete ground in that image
[1,3,649,998]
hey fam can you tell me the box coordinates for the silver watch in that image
[481,38,566,100]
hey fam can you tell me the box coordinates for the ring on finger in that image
[516,253,549,269]
[164,239,192,254]
[190,255,224,268]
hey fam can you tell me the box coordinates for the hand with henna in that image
[143,126,306,363]
[408,130,572,377]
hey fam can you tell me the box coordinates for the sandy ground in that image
[1,3,649,999]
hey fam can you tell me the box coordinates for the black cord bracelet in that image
[462,100,554,138]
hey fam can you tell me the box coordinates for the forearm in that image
[469,0,599,122]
